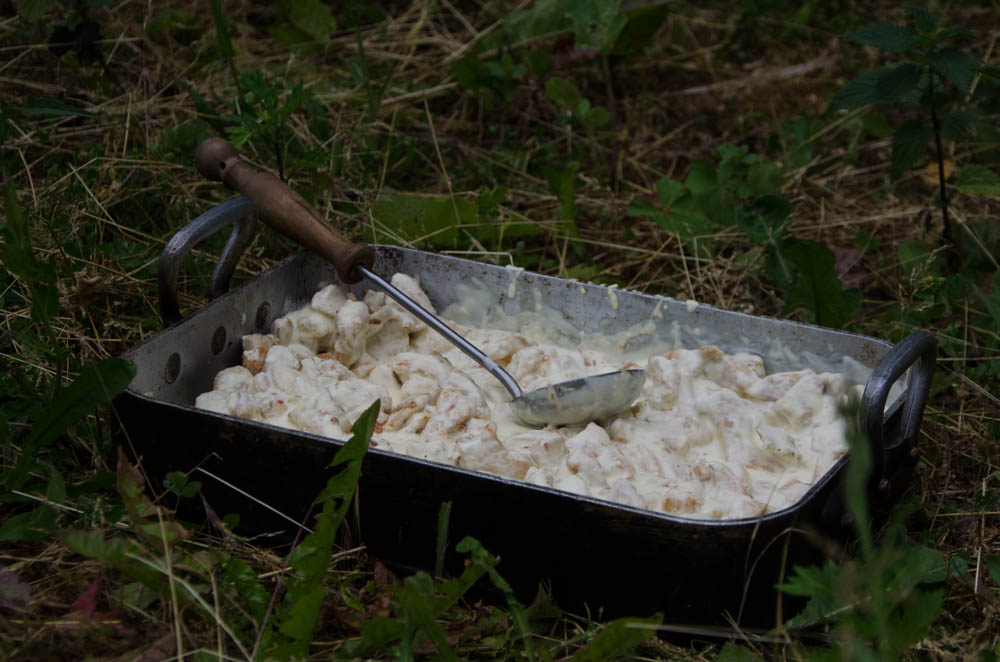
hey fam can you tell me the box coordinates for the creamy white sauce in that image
[686,299,699,313]
[607,284,619,311]
[196,275,855,521]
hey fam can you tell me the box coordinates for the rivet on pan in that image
[164,353,181,384]
[211,326,227,355]
[255,301,271,331]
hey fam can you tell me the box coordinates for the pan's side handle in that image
[861,330,937,491]
[158,196,258,326]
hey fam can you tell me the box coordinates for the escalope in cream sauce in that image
[196,274,853,520]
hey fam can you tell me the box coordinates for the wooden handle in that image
[194,137,373,284]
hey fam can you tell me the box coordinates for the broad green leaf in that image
[956,164,1000,196]
[0,506,57,541]
[844,23,918,53]
[567,615,662,661]
[15,0,57,21]
[830,67,899,110]
[222,556,271,622]
[905,7,938,33]
[545,77,583,114]
[684,159,717,194]
[898,239,939,276]
[889,588,943,651]
[876,62,923,102]
[625,199,665,225]
[654,177,687,206]
[891,119,932,181]
[396,574,459,662]
[418,197,474,247]
[928,47,980,92]
[566,0,628,53]
[774,240,862,328]
[7,358,137,489]
[582,105,610,128]
[289,0,335,43]
[61,529,127,565]
[716,642,765,662]
[941,108,979,141]
[937,26,975,42]
[987,555,1000,586]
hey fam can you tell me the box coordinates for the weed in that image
[830,7,1000,245]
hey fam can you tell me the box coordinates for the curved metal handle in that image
[194,138,374,284]
[158,196,258,326]
[861,330,937,487]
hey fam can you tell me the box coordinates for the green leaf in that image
[15,0,57,21]
[582,105,610,129]
[937,26,975,42]
[0,506,57,541]
[61,529,126,565]
[396,573,459,662]
[654,177,688,206]
[545,77,583,113]
[898,239,939,277]
[625,199,666,225]
[288,0,335,43]
[891,119,932,181]
[685,159,717,194]
[7,358,137,490]
[567,615,662,661]
[876,62,923,102]
[566,0,628,53]
[830,67,898,110]
[905,7,938,33]
[419,197,476,248]
[941,108,979,141]
[956,165,1000,196]
[716,642,766,662]
[222,556,270,622]
[844,23,918,53]
[928,47,980,92]
[271,401,376,658]
[773,240,862,328]
[890,588,943,651]
[987,555,1000,586]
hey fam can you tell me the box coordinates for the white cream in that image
[196,278,853,521]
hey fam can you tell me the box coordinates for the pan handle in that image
[860,330,937,490]
[158,196,258,326]
[194,138,374,285]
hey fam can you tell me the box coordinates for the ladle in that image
[194,138,645,427]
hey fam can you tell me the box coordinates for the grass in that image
[2,0,1000,659]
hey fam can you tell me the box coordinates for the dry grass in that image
[2,0,999,659]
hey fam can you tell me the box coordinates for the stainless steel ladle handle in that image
[360,267,523,400]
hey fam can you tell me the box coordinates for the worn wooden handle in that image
[194,137,373,284]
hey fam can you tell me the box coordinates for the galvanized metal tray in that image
[117,197,936,626]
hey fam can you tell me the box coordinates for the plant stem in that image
[928,77,953,246]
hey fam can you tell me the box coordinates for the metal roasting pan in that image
[116,197,936,626]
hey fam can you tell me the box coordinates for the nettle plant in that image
[830,7,1000,235]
